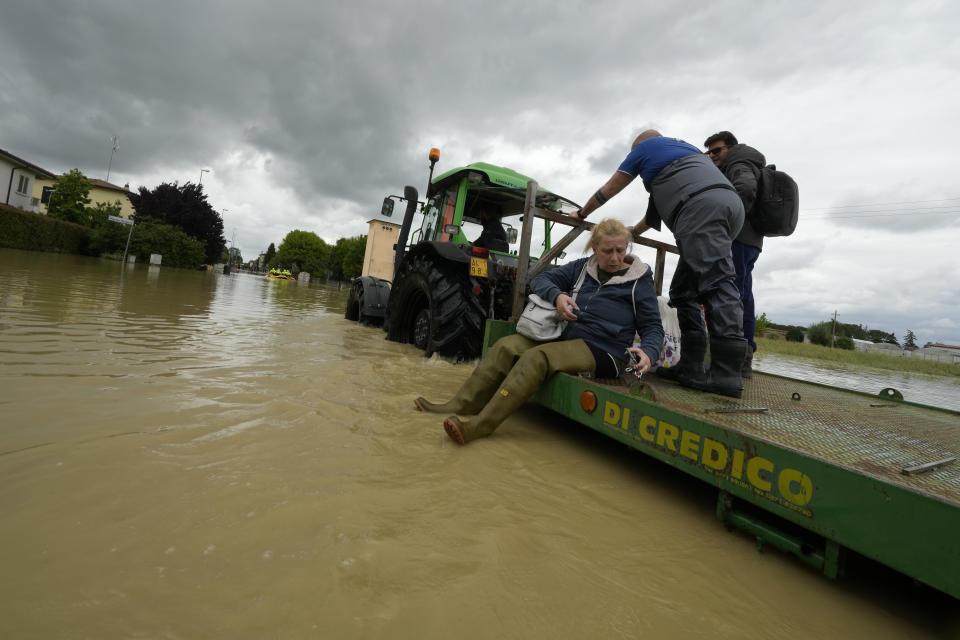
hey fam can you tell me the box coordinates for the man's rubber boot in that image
[415,333,536,415]
[656,331,707,385]
[741,346,755,379]
[687,338,747,398]
[443,340,595,445]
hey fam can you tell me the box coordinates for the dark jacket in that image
[531,255,664,365]
[719,144,766,250]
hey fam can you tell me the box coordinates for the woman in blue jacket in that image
[415,218,664,446]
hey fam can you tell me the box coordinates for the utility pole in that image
[831,310,838,348]
[199,169,210,186]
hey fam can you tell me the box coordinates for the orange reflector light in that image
[580,390,597,413]
[429,147,440,163]
[471,246,489,258]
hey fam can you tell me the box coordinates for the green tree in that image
[342,235,366,279]
[86,201,124,229]
[47,169,92,225]
[834,335,855,350]
[836,322,868,340]
[130,181,225,264]
[301,252,328,276]
[785,327,805,342]
[127,219,206,268]
[328,235,366,280]
[903,329,918,351]
[755,312,769,337]
[88,214,132,256]
[806,321,832,347]
[263,242,276,265]
[274,230,328,273]
[867,329,899,345]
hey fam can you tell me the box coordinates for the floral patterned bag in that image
[632,296,681,371]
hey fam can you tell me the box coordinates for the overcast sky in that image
[2,0,958,344]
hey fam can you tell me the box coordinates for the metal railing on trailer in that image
[510,180,679,319]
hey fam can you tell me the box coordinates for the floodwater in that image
[1,249,958,639]
[755,354,960,412]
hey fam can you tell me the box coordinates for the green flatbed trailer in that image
[491,179,960,600]
[484,319,960,599]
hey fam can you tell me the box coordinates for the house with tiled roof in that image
[1,148,57,212]
[2,147,136,219]
[66,177,135,219]
[914,343,960,364]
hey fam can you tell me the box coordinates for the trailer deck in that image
[496,317,960,599]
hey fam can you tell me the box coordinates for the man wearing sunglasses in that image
[703,131,766,379]
[572,129,748,398]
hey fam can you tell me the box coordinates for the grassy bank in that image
[756,337,960,378]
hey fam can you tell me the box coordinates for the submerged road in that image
[1,249,957,638]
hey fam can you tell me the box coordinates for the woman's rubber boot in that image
[415,333,535,415]
[443,340,595,445]
[414,368,503,415]
[656,331,707,385]
[687,338,747,398]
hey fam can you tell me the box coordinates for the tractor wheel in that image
[386,254,485,362]
[412,308,432,350]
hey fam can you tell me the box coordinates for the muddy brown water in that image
[1,249,957,638]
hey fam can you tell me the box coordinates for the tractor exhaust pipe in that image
[392,184,419,281]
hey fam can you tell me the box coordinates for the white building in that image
[1,148,57,212]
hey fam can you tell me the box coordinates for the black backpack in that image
[750,164,799,237]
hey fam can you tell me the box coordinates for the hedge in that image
[2,205,205,268]
[0,203,91,254]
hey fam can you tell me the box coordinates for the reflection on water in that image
[1,249,957,638]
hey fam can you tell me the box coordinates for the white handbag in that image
[516,294,566,341]
[516,264,589,341]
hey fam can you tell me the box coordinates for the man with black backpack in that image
[703,131,766,379]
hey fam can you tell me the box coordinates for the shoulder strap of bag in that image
[570,263,589,302]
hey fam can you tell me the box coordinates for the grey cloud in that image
[3,0,960,342]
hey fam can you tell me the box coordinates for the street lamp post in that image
[199,169,210,185]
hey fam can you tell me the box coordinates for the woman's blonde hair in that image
[586,218,631,253]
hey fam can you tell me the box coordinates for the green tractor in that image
[345,148,581,362]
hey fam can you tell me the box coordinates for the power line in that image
[826,210,960,219]
[804,205,960,218]
[803,196,960,211]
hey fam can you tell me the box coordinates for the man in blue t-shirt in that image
[572,129,748,398]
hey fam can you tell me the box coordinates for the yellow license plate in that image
[469,257,488,278]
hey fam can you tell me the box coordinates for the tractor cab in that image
[350,149,584,362]
[410,162,579,262]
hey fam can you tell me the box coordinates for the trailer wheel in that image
[344,280,362,321]
[386,254,484,362]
